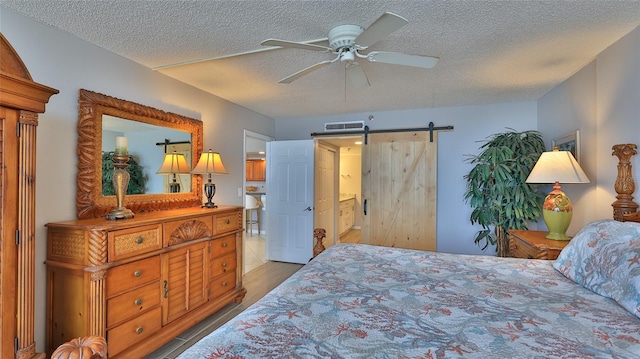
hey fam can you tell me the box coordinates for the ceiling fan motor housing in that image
[328,24,364,50]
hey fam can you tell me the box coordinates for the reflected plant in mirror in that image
[102,151,147,195]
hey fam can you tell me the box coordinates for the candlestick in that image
[106,153,135,220]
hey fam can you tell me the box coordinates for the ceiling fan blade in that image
[345,62,370,88]
[261,39,331,52]
[355,12,409,48]
[367,51,439,69]
[279,61,333,84]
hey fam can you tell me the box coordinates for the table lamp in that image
[192,149,228,208]
[156,152,191,193]
[526,147,590,240]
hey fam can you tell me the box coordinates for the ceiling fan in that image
[261,12,439,87]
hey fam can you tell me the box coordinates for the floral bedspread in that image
[178,244,640,359]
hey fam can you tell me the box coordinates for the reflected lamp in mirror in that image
[526,147,590,240]
[192,149,228,208]
[157,152,191,193]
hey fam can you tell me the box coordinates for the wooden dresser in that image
[508,230,570,260]
[45,206,246,358]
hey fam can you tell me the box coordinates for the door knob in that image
[303,206,313,212]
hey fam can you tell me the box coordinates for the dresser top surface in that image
[47,205,242,229]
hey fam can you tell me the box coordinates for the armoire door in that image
[0,107,19,359]
[361,131,437,251]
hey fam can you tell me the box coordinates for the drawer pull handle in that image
[136,327,144,335]
[134,298,143,306]
[134,270,142,277]
[222,242,228,248]
[225,219,231,224]
[163,280,169,298]
[222,281,228,287]
[136,237,144,244]
[222,262,227,267]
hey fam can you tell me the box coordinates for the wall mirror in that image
[76,89,203,219]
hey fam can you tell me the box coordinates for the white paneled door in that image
[266,140,315,264]
[314,144,336,247]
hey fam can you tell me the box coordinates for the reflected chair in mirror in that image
[245,195,261,236]
[157,151,191,193]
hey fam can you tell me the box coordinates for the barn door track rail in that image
[311,122,453,144]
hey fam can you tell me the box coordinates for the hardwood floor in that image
[339,228,361,244]
[144,261,303,359]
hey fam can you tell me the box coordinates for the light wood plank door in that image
[361,131,437,251]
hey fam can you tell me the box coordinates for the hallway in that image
[243,232,267,274]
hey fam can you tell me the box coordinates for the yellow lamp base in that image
[541,187,573,240]
[542,208,572,240]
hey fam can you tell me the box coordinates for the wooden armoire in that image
[0,34,59,359]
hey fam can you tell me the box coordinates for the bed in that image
[178,217,640,358]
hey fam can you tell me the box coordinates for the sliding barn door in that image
[361,131,437,251]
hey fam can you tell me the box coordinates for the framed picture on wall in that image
[552,130,581,163]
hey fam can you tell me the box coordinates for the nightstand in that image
[508,230,570,260]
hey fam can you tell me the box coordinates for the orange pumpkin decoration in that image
[51,336,108,359]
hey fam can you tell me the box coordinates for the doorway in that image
[317,136,363,245]
[243,130,272,274]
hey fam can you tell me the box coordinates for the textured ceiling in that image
[3,0,640,120]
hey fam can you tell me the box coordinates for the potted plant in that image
[463,129,546,256]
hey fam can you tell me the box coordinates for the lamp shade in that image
[526,149,590,184]
[192,150,228,175]
[156,152,191,174]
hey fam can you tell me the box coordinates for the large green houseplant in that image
[464,129,546,256]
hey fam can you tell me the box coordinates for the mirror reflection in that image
[102,115,192,195]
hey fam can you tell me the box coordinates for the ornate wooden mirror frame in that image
[76,89,203,219]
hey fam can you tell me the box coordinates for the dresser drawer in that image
[211,252,237,279]
[210,271,237,299]
[213,211,241,234]
[211,234,236,256]
[108,224,162,261]
[107,281,160,328]
[106,256,161,297]
[107,306,162,357]
[164,215,213,246]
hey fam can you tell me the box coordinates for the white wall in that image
[537,62,597,235]
[1,7,275,352]
[595,26,640,219]
[277,102,539,255]
[538,25,640,231]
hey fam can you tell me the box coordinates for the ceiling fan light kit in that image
[261,12,439,86]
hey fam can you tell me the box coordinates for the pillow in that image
[553,219,640,318]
